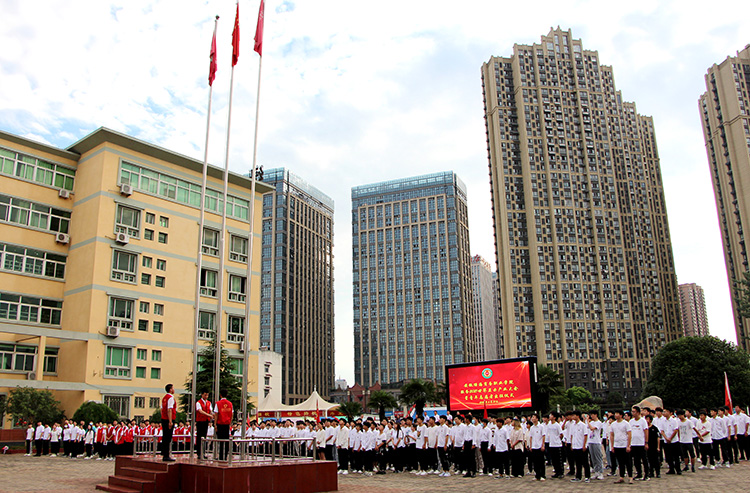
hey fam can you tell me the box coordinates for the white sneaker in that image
[419,471,427,476]
[710,465,716,470]
[342,470,348,475]
[488,473,493,476]
[698,465,706,470]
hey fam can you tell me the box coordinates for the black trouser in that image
[324,444,334,461]
[729,437,738,463]
[532,448,546,479]
[338,447,349,470]
[51,441,60,455]
[377,447,388,471]
[572,448,590,480]
[438,447,450,471]
[699,442,714,465]
[196,421,209,458]
[215,424,229,460]
[407,444,417,470]
[26,439,32,455]
[480,441,490,474]
[35,439,42,456]
[42,440,49,455]
[631,445,648,478]
[162,420,174,459]
[549,446,563,477]
[86,444,93,457]
[667,442,682,472]
[566,444,575,473]
[463,441,476,474]
[720,437,732,464]
[495,450,510,476]
[614,447,632,478]
[510,449,524,477]
[737,435,747,460]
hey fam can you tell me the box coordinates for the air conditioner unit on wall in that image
[27,372,36,380]
[119,184,133,196]
[58,189,70,199]
[106,326,120,338]
[55,233,70,244]
[115,232,129,245]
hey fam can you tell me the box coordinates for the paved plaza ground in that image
[0,453,748,492]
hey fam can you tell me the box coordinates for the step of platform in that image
[95,484,140,493]
[108,474,155,493]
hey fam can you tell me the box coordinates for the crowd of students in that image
[298,403,748,483]
[23,419,196,460]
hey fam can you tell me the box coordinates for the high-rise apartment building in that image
[0,127,271,427]
[260,168,334,404]
[482,29,681,400]
[699,45,750,350]
[678,283,709,337]
[492,271,505,358]
[351,172,477,387]
[471,255,499,361]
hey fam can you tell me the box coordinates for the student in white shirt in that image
[695,410,715,469]
[629,406,649,480]
[436,416,451,476]
[660,408,681,475]
[568,411,589,483]
[677,410,696,472]
[492,417,511,478]
[733,405,749,461]
[610,410,633,484]
[528,414,546,481]
[586,411,605,480]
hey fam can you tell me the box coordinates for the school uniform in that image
[587,419,604,478]
[34,424,44,456]
[629,417,648,479]
[50,426,61,456]
[528,423,546,480]
[546,421,564,477]
[336,424,350,471]
[42,425,51,456]
[610,419,632,479]
[492,424,510,477]
[695,419,714,467]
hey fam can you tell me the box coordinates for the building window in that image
[150,368,161,379]
[0,343,36,372]
[229,235,248,262]
[115,205,140,238]
[142,256,152,268]
[138,320,148,331]
[144,229,154,241]
[0,146,76,190]
[158,232,168,244]
[198,311,216,340]
[152,350,162,362]
[104,347,131,378]
[155,276,165,288]
[156,259,166,271]
[153,321,163,333]
[0,292,62,325]
[230,358,243,376]
[0,193,71,234]
[145,213,155,224]
[103,395,130,417]
[135,366,146,378]
[228,275,246,302]
[159,216,169,227]
[202,228,220,256]
[154,304,164,316]
[200,269,218,297]
[0,242,66,280]
[141,273,151,285]
[149,397,159,408]
[111,250,137,283]
[139,302,149,313]
[108,297,134,331]
[43,347,58,374]
[136,348,147,360]
[227,315,244,344]
[134,397,145,408]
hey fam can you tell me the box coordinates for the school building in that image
[0,127,273,426]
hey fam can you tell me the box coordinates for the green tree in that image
[399,379,437,419]
[643,336,750,410]
[368,390,398,421]
[337,401,362,422]
[536,364,564,413]
[150,409,188,424]
[605,391,625,411]
[180,335,254,420]
[566,386,593,406]
[6,387,65,426]
[72,401,118,424]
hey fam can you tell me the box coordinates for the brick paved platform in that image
[0,453,748,492]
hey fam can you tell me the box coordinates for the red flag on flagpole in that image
[254,0,265,56]
[231,2,240,66]
[725,372,733,409]
[208,17,218,86]
[316,400,320,423]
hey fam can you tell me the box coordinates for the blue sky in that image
[1,0,748,384]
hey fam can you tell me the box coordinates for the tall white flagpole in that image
[215,0,241,413]
[190,15,219,461]
[241,0,264,441]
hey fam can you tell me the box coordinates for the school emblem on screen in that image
[481,368,493,379]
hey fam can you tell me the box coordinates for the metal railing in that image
[200,437,317,465]
[133,434,192,456]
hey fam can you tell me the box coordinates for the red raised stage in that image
[96,455,338,493]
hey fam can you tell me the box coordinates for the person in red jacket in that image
[213,389,233,461]
[106,422,117,460]
[195,391,213,459]
[161,383,176,462]
[124,421,134,456]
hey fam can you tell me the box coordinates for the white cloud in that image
[1,0,749,384]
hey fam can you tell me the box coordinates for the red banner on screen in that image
[448,360,532,411]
